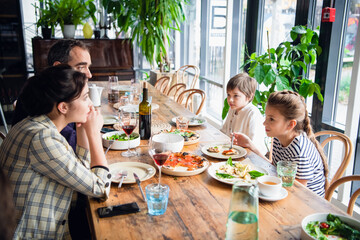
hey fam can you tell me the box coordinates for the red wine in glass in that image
[153,153,170,166]
[122,125,136,135]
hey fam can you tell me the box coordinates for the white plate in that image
[207,160,268,185]
[171,117,207,127]
[111,85,132,92]
[201,144,247,159]
[162,155,210,177]
[301,213,360,240]
[102,131,140,150]
[103,115,118,125]
[109,162,156,184]
[114,103,160,111]
[259,188,288,201]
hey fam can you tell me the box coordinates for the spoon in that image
[105,140,115,155]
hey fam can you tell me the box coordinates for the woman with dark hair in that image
[0,64,111,239]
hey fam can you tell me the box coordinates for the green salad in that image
[305,213,360,240]
[215,157,265,180]
[106,133,139,141]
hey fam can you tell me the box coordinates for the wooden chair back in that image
[166,83,186,100]
[176,89,206,115]
[0,131,5,140]
[154,76,170,94]
[175,65,199,89]
[325,175,360,216]
[314,130,353,189]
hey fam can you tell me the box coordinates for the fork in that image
[105,140,115,155]
[117,170,128,188]
[229,126,234,150]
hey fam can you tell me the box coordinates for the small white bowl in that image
[257,175,282,197]
[301,213,360,240]
[151,133,184,153]
[102,131,140,150]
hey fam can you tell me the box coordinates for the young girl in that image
[221,73,267,155]
[234,90,329,197]
[0,65,111,239]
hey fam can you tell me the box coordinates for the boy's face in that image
[227,88,250,112]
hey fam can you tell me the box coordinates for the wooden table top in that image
[87,82,346,240]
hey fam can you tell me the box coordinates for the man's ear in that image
[53,61,62,66]
[57,102,68,114]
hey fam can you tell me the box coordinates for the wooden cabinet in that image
[0,0,27,125]
[32,38,135,81]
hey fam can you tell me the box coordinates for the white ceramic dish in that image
[201,144,247,159]
[301,213,360,240]
[111,85,132,92]
[151,132,184,153]
[257,175,282,197]
[102,131,140,150]
[259,188,288,201]
[109,162,156,184]
[113,103,159,111]
[103,115,118,125]
[207,161,268,185]
[162,155,210,177]
[171,117,207,127]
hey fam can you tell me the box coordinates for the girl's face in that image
[227,88,250,112]
[263,105,293,138]
[66,83,92,123]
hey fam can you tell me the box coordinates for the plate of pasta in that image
[207,157,268,185]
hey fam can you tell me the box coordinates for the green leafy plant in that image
[103,0,188,71]
[33,0,58,29]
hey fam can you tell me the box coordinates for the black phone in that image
[97,202,140,218]
[101,127,116,133]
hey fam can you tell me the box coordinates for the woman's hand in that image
[81,106,104,136]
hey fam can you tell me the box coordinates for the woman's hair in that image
[267,90,329,189]
[21,64,87,116]
[0,168,16,240]
[227,73,257,101]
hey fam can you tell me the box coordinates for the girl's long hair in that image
[267,90,329,189]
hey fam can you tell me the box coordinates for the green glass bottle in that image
[139,88,151,139]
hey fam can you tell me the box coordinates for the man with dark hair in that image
[12,39,92,151]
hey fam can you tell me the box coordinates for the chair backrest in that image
[314,130,353,189]
[154,76,170,94]
[176,89,206,115]
[0,131,5,140]
[166,83,186,100]
[175,65,199,89]
[325,175,360,216]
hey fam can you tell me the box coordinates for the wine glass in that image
[148,135,172,187]
[119,106,138,157]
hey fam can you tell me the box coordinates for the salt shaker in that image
[225,183,259,240]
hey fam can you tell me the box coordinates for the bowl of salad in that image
[102,131,140,150]
[301,213,360,240]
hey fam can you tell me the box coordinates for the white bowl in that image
[151,133,184,152]
[257,175,282,197]
[102,131,140,150]
[301,213,360,240]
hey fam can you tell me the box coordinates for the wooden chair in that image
[175,65,199,89]
[166,83,186,100]
[176,89,206,115]
[325,175,360,216]
[0,131,6,140]
[314,130,353,189]
[154,76,170,94]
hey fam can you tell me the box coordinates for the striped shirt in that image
[0,115,111,239]
[272,132,325,197]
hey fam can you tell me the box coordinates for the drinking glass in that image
[108,76,119,103]
[119,106,138,157]
[277,161,297,187]
[148,134,172,187]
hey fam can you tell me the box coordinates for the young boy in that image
[221,73,267,155]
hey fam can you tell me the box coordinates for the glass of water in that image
[145,183,170,216]
[277,161,297,187]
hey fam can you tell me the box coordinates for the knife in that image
[133,173,146,202]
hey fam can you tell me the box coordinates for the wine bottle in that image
[139,87,151,140]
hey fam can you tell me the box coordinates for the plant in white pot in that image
[53,0,95,39]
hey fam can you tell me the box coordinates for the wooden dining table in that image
[86,82,346,240]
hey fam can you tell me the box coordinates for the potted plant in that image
[33,0,57,39]
[53,0,95,38]
[222,25,324,119]
[103,0,187,71]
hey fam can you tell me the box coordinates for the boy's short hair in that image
[226,73,257,101]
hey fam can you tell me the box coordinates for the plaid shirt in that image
[0,115,111,240]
